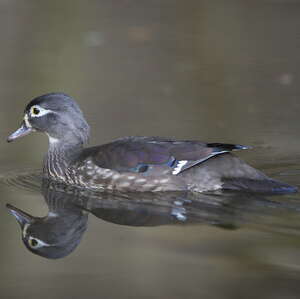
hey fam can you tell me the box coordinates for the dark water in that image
[1,1,300,298]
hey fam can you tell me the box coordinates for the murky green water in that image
[1,1,300,298]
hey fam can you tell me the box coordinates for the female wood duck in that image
[7,93,297,193]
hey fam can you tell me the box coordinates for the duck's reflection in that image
[6,179,281,259]
[7,182,88,259]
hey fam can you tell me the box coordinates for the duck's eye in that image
[29,238,38,248]
[32,107,40,115]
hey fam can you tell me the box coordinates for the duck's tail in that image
[222,177,298,194]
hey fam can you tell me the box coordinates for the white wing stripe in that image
[172,160,188,175]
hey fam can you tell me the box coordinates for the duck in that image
[7,93,297,193]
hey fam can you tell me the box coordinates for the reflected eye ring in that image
[27,237,51,249]
[29,238,38,248]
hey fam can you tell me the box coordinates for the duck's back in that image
[76,136,247,175]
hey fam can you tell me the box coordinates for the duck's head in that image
[7,93,90,146]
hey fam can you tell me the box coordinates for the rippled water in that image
[1,1,300,299]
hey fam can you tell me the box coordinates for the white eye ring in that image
[30,105,52,118]
[28,237,51,249]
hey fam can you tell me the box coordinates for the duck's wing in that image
[79,137,250,175]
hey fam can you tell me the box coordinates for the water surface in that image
[0,1,300,299]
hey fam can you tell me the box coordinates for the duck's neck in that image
[44,139,84,182]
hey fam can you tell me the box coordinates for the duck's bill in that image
[7,122,34,143]
[6,204,34,227]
